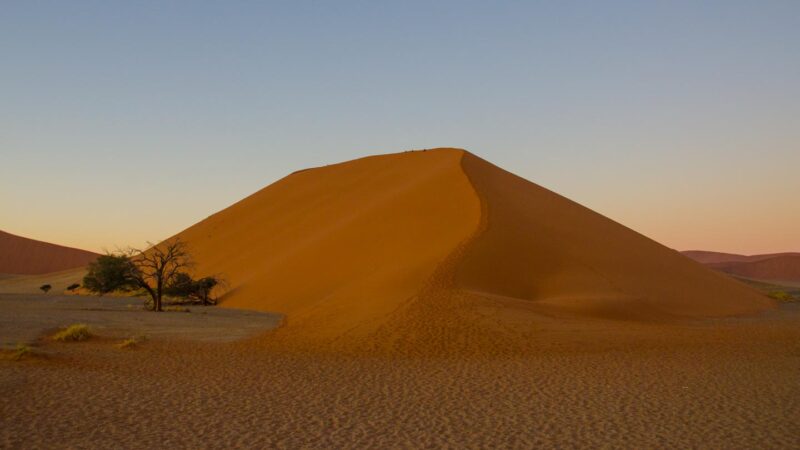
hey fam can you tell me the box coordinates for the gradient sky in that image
[1,1,798,254]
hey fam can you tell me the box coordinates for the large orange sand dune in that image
[169,148,772,351]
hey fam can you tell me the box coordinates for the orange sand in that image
[2,307,799,448]
[1,149,796,448]
[168,148,772,353]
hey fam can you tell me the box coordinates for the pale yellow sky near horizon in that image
[3,148,798,256]
[2,2,798,256]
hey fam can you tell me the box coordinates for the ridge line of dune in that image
[341,151,497,356]
[174,147,774,356]
[248,150,490,355]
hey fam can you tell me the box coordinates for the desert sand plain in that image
[2,149,799,448]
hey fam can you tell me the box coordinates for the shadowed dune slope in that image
[170,149,773,345]
[0,230,98,275]
[683,251,800,282]
[456,153,773,318]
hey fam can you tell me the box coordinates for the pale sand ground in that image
[1,301,799,449]
[0,267,87,295]
[0,294,282,349]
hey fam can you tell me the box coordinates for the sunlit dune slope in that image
[170,148,773,345]
[174,149,481,338]
[0,230,98,275]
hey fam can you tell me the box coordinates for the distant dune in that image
[165,148,772,352]
[683,250,800,283]
[0,230,98,275]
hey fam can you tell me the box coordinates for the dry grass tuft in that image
[115,335,147,350]
[52,324,92,342]
[767,291,795,302]
[12,344,33,361]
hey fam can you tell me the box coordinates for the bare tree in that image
[126,239,193,312]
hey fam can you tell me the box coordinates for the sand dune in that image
[1,149,796,448]
[0,230,98,275]
[683,250,800,282]
[164,148,772,352]
[0,267,87,295]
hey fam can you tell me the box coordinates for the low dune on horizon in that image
[683,250,800,284]
[0,230,98,276]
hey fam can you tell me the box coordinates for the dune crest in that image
[170,148,773,352]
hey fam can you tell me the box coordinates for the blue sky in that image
[1,1,798,253]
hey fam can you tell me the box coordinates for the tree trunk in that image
[155,279,163,312]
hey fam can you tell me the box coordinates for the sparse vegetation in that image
[116,335,147,349]
[165,272,220,305]
[67,283,80,292]
[767,291,795,302]
[52,324,92,342]
[12,344,32,361]
[732,276,800,302]
[82,239,220,312]
[39,284,51,294]
[83,254,136,294]
[164,305,190,313]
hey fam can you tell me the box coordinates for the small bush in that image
[767,291,793,302]
[52,324,92,342]
[115,335,147,350]
[164,306,190,313]
[40,284,52,294]
[13,344,32,361]
[83,254,137,294]
[66,283,80,292]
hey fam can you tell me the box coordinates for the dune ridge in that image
[170,148,773,353]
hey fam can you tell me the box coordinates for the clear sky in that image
[1,1,798,254]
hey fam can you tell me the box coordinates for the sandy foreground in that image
[2,296,799,449]
[0,294,282,349]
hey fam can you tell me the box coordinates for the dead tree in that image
[127,239,193,312]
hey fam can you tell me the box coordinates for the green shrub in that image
[83,254,136,294]
[52,324,92,342]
